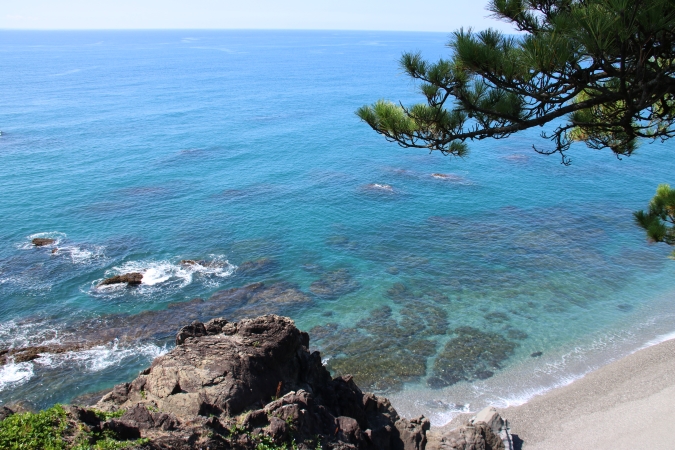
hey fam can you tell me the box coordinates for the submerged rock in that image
[317,305,440,391]
[0,343,89,365]
[0,281,315,367]
[80,281,312,344]
[31,238,55,246]
[92,314,430,449]
[180,259,229,269]
[364,183,394,192]
[310,268,360,299]
[98,272,144,286]
[236,257,276,276]
[429,327,517,388]
[431,173,466,183]
[505,329,528,341]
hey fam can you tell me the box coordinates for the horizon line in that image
[0,27,500,33]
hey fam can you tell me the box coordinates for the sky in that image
[1,0,516,32]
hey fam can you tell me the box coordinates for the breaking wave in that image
[0,359,34,392]
[34,340,169,373]
[90,256,236,296]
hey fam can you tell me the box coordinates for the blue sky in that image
[1,1,516,32]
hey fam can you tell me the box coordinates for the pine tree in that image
[635,184,675,256]
[357,0,675,164]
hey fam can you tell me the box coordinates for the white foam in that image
[35,340,169,372]
[95,259,192,291]
[60,245,107,265]
[367,183,394,192]
[0,359,34,392]
[640,330,675,349]
[182,256,236,277]
[92,256,235,294]
[142,266,176,286]
[0,320,62,349]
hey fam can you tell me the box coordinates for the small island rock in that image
[98,273,143,286]
[32,238,55,246]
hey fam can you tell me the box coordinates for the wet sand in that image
[435,338,675,449]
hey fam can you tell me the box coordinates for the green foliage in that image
[0,405,69,450]
[635,184,675,256]
[358,0,675,164]
[254,435,298,450]
[0,405,147,450]
[93,409,126,421]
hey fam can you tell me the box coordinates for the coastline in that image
[435,337,675,449]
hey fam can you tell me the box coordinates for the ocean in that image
[1,30,675,424]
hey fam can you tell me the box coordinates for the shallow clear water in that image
[1,30,675,423]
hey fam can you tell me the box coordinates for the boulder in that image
[32,238,55,246]
[427,407,513,450]
[470,407,513,450]
[428,422,504,450]
[98,273,143,286]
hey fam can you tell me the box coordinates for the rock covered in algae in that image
[312,304,442,391]
[236,257,277,276]
[428,327,517,388]
[309,268,360,298]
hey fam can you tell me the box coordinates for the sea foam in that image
[35,340,169,373]
[91,256,235,295]
[0,360,34,392]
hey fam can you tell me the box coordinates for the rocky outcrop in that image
[32,238,55,246]
[0,312,518,449]
[98,273,144,286]
[90,314,429,449]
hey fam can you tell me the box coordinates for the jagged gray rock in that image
[94,314,429,449]
[426,407,512,450]
[470,407,513,450]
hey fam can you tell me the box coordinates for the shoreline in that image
[386,295,675,426]
[434,336,675,449]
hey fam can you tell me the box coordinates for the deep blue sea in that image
[2,30,675,424]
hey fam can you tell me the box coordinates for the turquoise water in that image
[1,30,675,423]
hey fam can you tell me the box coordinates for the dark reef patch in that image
[309,268,360,299]
[236,257,277,276]
[429,326,517,388]
[505,328,528,341]
[311,301,448,392]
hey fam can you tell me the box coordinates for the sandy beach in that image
[435,338,675,449]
